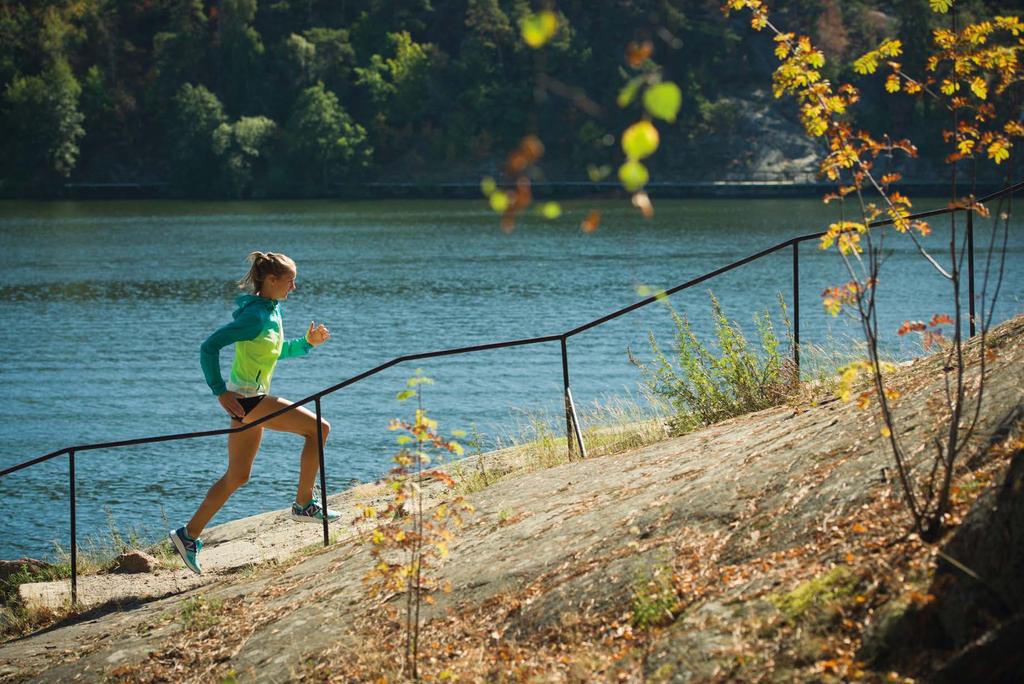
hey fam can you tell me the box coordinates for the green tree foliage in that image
[167,83,227,195]
[302,27,356,95]
[152,0,209,104]
[212,115,277,197]
[2,58,84,184]
[218,0,266,116]
[283,82,370,193]
[354,30,444,158]
[0,0,1011,195]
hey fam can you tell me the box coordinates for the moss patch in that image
[769,565,858,622]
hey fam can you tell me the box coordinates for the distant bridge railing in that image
[3,180,1021,604]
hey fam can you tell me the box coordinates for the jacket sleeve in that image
[200,309,265,396]
[278,336,314,360]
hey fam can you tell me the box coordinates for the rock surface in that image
[0,561,51,584]
[0,315,1021,682]
[107,551,158,575]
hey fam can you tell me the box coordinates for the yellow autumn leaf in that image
[880,425,892,438]
[878,39,903,58]
[933,28,956,49]
[929,0,953,13]
[885,74,901,93]
[853,52,879,75]
[970,76,988,99]
[988,139,1010,164]
[836,145,859,167]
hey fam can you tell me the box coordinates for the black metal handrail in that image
[3,179,1020,603]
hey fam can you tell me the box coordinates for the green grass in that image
[450,395,669,496]
[631,565,678,629]
[178,595,224,629]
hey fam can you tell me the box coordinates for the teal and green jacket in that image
[200,294,313,396]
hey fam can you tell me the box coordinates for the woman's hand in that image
[218,391,245,420]
[305,320,331,347]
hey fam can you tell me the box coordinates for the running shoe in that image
[291,496,340,523]
[169,526,203,574]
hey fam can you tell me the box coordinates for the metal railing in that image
[2,180,1020,604]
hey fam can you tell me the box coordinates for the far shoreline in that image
[0,178,1001,202]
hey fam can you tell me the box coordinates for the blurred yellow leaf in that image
[587,164,612,182]
[489,191,509,212]
[618,160,649,191]
[540,201,562,219]
[643,82,682,123]
[480,176,496,196]
[521,11,558,48]
[617,77,642,108]
[621,120,659,160]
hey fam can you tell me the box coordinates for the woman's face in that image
[262,267,297,300]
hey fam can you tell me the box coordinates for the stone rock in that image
[109,551,158,574]
[0,558,52,582]
[858,447,1024,673]
[935,614,1024,684]
[933,448,1024,649]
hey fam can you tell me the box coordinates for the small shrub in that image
[629,291,793,433]
[359,372,474,680]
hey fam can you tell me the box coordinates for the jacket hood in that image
[233,293,277,318]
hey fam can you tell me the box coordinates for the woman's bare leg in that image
[241,396,330,506]
[186,419,263,538]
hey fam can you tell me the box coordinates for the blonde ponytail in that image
[238,251,296,294]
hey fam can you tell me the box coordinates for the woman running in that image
[170,251,338,574]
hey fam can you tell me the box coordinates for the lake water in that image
[1,197,1021,560]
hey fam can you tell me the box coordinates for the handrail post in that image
[967,209,976,337]
[561,337,574,459]
[560,337,587,460]
[792,241,800,378]
[315,398,329,547]
[69,449,77,606]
